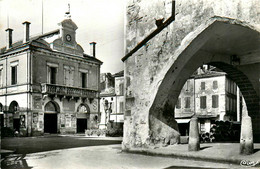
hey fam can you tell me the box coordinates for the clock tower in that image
[52,4,84,55]
[58,4,78,45]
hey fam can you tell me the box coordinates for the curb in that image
[123,149,243,165]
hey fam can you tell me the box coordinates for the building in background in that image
[0,12,102,136]
[175,66,243,136]
[99,71,124,129]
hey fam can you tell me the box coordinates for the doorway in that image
[77,119,87,133]
[13,118,20,132]
[44,113,57,134]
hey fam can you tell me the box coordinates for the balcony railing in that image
[41,83,98,98]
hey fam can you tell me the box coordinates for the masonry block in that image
[240,116,254,155]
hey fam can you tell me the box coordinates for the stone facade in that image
[176,66,242,136]
[123,0,260,149]
[0,15,102,136]
[100,71,124,129]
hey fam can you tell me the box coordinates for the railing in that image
[41,83,98,98]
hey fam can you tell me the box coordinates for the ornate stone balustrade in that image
[41,83,98,98]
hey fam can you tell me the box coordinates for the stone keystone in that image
[240,116,254,155]
[188,116,200,151]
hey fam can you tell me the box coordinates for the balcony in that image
[41,83,98,98]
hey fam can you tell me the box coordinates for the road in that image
[3,144,242,169]
[1,135,122,154]
[1,135,244,169]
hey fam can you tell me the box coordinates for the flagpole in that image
[7,6,9,28]
[42,0,43,34]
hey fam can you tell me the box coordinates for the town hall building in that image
[0,12,102,136]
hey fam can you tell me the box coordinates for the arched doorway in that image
[76,104,90,133]
[9,101,20,132]
[44,101,59,133]
[149,18,260,144]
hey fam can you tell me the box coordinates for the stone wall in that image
[123,0,260,149]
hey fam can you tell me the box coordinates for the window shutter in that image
[213,81,218,89]
[212,95,219,108]
[176,98,181,109]
[70,70,74,86]
[200,96,206,109]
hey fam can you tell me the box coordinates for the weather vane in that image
[65,3,71,18]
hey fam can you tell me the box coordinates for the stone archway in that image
[44,101,60,133]
[8,101,20,131]
[148,18,260,146]
[76,104,90,133]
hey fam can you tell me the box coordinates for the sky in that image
[0,0,125,74]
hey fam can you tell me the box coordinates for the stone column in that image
[188,117,200,151]
[240,116,254,155]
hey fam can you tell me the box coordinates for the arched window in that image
[9,101,19,113]
[45,101,59,113]
[77,104,90,113]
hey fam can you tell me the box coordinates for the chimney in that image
[22,21,31,43]
[5,28,13,50]
[90,42,96,57]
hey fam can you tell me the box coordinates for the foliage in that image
[85,122,123,137]
[105,122,123,137]
[85,129,106,137]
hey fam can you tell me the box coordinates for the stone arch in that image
[9,101,19,113]
[77,103,90,113]
[149,17,260,144]
[44,101,60,133]
[44,101,60,113]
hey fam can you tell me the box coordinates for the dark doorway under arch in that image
[76,104,90,133]
[44,101,59,134]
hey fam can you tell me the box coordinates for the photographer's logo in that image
[240,160,259,167]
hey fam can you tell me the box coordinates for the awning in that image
[176,119,190,123]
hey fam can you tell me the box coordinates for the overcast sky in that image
[0,0,125,74]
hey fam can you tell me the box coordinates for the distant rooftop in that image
[113,70,124,77]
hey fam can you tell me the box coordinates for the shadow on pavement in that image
[200,146,212,150]
[1,154,32,169]
[254,148,260,153]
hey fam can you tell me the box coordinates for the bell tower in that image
[58,3,78,46]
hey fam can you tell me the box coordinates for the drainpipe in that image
[237,86,240,122]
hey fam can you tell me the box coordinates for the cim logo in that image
[240,160,259,167]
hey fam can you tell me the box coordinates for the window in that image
[11,66,17,85]
[212,95,219,108]
[64,66,74,86]
[119,102,124,113]
[200,96,206,109]
[201,82,205,90]
[47,62,58,84]
[50,67,57,84]
[81,72,87,88]
[213,81,218,89]
[119,83,124,95]
[176,98,181,109]
[79,69,88,88]
[185,97,190,109]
